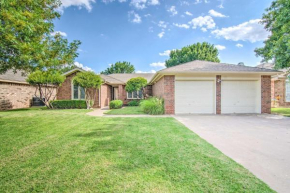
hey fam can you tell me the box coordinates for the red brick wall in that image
[216,75,221,114]
[152,76,175,114]
[57,72,100,108]
[261,75,271,113]
[0,82,56,110]
[272,79,290,107]
[152,77,164,98]
[100,84,111,108]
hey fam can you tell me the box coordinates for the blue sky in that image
[54,0,273,73]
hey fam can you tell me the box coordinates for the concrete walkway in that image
[86,108,171,118]
[174,114,290,193]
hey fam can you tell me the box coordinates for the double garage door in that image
[175,80,260,114]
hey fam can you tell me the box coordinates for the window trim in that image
[127,90,143,99]
[71,81,86,100]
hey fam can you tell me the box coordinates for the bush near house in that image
[140,97,164,115]
[50,100,87,109]
[109,100,123,109]
[127,100,141,106]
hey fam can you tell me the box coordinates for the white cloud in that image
[215,45,226,50]
[218,0,224,8]
[173,23,190,29]
[185,11,193,16]
[130,0,147,9]
[180,1,190,6]
[194,0,209,4]
[136,70,156,73]
[150,62,166,68]
[167,6,178,16]
[144,14,151,17]
[148,26,154,32]
[128,11,142,23]
[159,50,171,56]
[212,19,270,43]
[158,21,167,28]
[74,62,93,71]
[158,31,165,38]
[201,27,207,32]
[208,9,227,18]
[236,43,243,48]
[60,0,96,11]
[51,31,67,37]
[148,0,159,5]
[189,16,216,30]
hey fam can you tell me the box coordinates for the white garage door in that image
[175,81,215,114]
[221,81,260,114]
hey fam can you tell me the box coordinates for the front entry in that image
[113,87,119,100]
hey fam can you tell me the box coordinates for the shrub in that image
[127,100,140,106]
[50,100,87,109]
[110,100,123,109]
[140,97,164,115]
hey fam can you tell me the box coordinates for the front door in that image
[114,87,119,100]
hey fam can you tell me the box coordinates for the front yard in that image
[0,109,273,192]
[272,108,290,117]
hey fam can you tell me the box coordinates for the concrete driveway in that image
[174,114,290,193]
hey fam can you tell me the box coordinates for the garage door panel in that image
[221,81,259,114]
[175,81,215,114]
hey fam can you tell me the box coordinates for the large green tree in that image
[101,61,135,75]
[0,0,80,74]
[255,0,290,69]
[165,42,220,68]
[125,77,147,99]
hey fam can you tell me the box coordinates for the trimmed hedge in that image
[51,100,87,109]
[127,100,140,106]
[109,100,123,109]
[140,97,164,115]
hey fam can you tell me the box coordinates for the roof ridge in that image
[104,74,125,83]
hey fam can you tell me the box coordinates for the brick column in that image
[164,75,175,114]
[261,75,271,114]
[216,75,221,114]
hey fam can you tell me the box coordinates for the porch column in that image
[216,75,221,114]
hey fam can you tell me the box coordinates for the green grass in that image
[105,106,145,115]
[272,108,290,117]
[0,109,273,192]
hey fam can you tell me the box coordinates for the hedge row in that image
[51,100,87,109]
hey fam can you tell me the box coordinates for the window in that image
[286,79,290,102]
[127,90,143,99]
[73,84,85,100]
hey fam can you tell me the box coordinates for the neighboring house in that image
[57,68,154,108]
[257,63,290,108]
[1,60,281,114]
[0,70,56,110]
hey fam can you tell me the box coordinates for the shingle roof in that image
[159,60,280,73]
[106,73,155,83]
[0,70,28,84]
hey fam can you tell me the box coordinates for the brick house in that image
[57,68,154,108]
[1,61,281,113]
[0,70,56,110]
[257,63,290,108]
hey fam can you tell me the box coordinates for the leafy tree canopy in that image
[0,0,81,74]
[101,61,135,75]
[26,70,65,108]
[255,0,290,69]
[165,42,220,68]
[125,77,147,93]
[73,71,102,89]
[73,71,103,109]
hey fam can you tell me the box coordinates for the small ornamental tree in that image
[73,71,102,109]
[26,70,65,109]
[125,77,147,99]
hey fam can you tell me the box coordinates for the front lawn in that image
[272,108,290,117]
[105,106,145,115]
[0,109,273,192]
